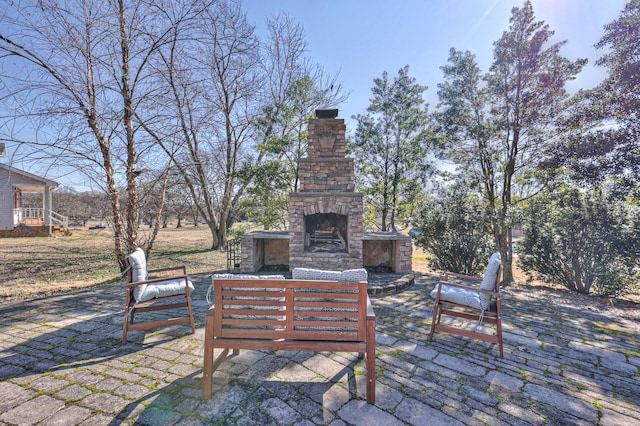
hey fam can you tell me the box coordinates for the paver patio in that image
[0,273,639,425]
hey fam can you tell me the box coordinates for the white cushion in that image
[430,253,501,311]
[135,277,194,303]
[127,248,194,302]
[292,267,368,283]
[212,274,286,280]
[430,285,482,310]
[127,248,149,301]
[339,268,368,283]
[128,248,148,282]
[479,253,501,309]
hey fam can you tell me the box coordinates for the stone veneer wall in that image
[240,232,290,273]
[306,118,346,158]
[287,114,366,271]
[298,158,355,192]
[394,239,413,272]
[362,233,413,273]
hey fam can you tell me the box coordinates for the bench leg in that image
[203,308,239,399]
[203,311,215,398]
[203,348,229,398]
[366,318,376,404]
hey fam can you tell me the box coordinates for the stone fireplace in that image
[288,109,364,270]
[240,109,412,273]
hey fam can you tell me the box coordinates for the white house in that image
[0,163,67,236]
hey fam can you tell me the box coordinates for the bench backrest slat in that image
[213,278,367,341]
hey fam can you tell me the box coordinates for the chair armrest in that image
[126,274,190,288]
[435,280,499,297]
[444,271,482,282]
[148,265,187,275]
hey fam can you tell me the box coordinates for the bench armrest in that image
[366,295,375,319]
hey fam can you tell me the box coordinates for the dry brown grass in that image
[2,227,638,315]
[0,226,227,303]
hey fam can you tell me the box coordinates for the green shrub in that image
[413,185,493,276]
[519,188,639,296]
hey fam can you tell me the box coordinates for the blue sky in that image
[2,0,630,189]
[243,0,629,132]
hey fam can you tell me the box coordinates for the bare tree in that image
[134,0,261,249]
[244,13,349,230]
[139,6,348,249]
[1,0,347,260]
[0,0,204,267]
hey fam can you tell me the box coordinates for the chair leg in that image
[429,302,440,342]
[497,316,503,358]
[122,306,131,344]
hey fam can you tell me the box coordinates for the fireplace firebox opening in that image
[304,213,348,253]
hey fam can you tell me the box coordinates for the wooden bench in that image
[202,277,376,404]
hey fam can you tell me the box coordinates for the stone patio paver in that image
[0,272,639,425]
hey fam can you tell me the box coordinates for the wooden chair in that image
[428,253,504,357]
[122,248,195,344]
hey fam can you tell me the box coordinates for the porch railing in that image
[50,210,69,228]
[15,208,69,229]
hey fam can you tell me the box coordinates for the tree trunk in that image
[119,0,138,255]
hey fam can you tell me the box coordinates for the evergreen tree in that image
[553,0,640,199]
[434,1,586,283]
[350,65,432,231]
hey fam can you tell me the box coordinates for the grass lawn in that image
[0,225,227,303]
[1,225,638,315]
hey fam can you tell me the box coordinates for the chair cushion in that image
[430,285,482,310]
[135,277,195,303]
[127,248,149,302]
[479,253,501,309]
[292,267,368,283]
[128,248,148,282]
[127,248,194,302]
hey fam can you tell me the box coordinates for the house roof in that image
[0,162,60,191]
